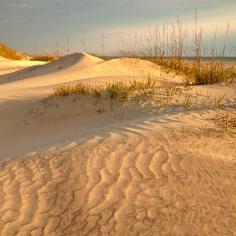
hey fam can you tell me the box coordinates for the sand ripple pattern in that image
[0,126,236,236]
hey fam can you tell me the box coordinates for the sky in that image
[0,0,235,56]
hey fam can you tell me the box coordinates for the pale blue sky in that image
[0,0,235,55]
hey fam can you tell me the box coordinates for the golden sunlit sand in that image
[0,53,236,235]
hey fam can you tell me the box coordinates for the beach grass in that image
[119,17,236,85]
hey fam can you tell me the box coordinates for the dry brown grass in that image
[120,17,236,85]
[0,42,26,60]
[30,54,58,62]
[53,78,156,101]
[0,42,60,61]
[215,112,236,132]
[54,83,92,96]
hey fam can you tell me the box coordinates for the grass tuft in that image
[30,54,58,62]
[54,83,91,96]
[215,112,236,132]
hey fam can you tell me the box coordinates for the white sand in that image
[0,56,46,76]
[0,53,162,91]
[0,53,236,235]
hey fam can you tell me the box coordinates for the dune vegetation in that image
[0,38,71,62]
[120,18,236,85]
[51,78,234,115]
[30,54,58,62]
[0,42,26,60]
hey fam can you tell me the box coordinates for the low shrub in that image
[30,55,58,62]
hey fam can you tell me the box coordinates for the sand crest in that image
[0,53,161,91]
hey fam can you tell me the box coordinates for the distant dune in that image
[0,53,161,90]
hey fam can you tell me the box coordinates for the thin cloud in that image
[0,0,235,55]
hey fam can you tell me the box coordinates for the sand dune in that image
[0,53,104,83]
[0,57,46,76]
[0,53,236,235]
[0,53,161,91]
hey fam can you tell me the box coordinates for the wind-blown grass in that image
[54,83,92,96]
[120,16,236,85]
[215,112,236,132]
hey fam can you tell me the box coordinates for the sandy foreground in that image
[0,53,236,236]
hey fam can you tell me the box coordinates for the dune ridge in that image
[0,53,161,91]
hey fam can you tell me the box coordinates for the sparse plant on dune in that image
[106,77,156,101]
[94,88,103,99]
[129,77,156,91]
[211,94,225,109]
[97,106,106,113]
[106,82,129,100]
[182,94,193,110]
[162,82,181,98]
[215,112,236,132]
[30,54,58,62]
[54,83,92,96]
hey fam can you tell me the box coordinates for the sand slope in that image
[0,53,161,91]
[0,53,104,83]
[0,57,46,76]
[0,53,236,235]
[0,56,9,61]
[0,113,236,236]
